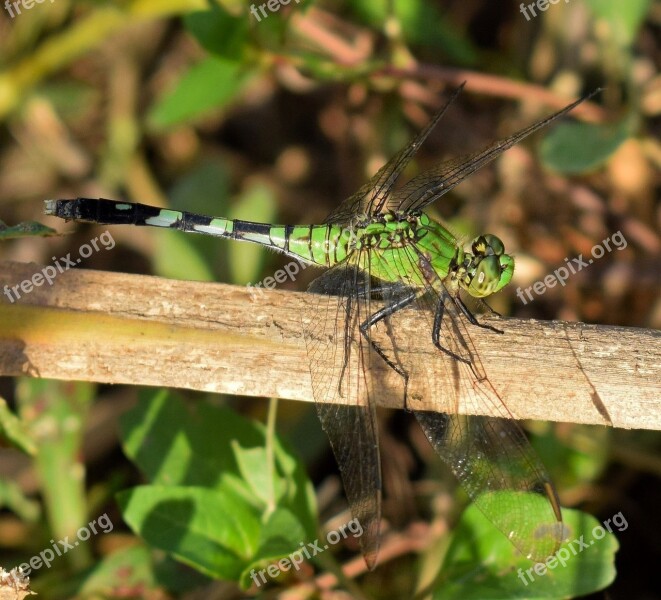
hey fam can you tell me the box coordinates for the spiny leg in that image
[431,294,472,365]
[359,291,417,409]
[455,296,503,334]
[337,293,355,396]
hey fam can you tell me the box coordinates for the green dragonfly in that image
[45,84,599,569]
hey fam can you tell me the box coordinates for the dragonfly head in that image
[461,234,514,298]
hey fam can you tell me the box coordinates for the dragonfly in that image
[45,83,599,570]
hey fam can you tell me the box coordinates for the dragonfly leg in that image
[431,297,472,365]
[359,292,417,409]
[337,295,355,396]
[455,296,503,334]
[483,300,502,318]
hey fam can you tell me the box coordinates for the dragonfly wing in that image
[303,257,385,569]
[388,89,600,215]
[418,293,563,561]
[324,84,465,225]
[371,243,564,561]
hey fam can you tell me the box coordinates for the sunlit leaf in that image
[184,5,249,60]
[585,0,651,46]
[119,391,318,582]
[435,499,619,599]
[147,56,254,130]
[539,118,630,174]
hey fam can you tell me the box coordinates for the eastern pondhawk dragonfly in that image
[45,84,599,569]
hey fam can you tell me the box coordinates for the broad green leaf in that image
[169,160,231,217]
[121,391,267,489]
[0,396,37,455]
[239,507,308,589]
[153,229,215,282]
[147,56,254,130]
[120,390,317,539]
[540,118,630,174]
[117,484,262,580]
[184,5,249,60]
[0,220,56,240]
[435,499,619,599]
[348,0,477,65]
[585,0,651,46]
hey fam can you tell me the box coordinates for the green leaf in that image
[539,118,630,174]
[0,396,37,455]
[585,0,652,46]
[531,423,610,491]
[119,391,318,580]
[117,484,262,580]
[184,5,249,60]
[348,0,477,65]
[435,500,619,599]
[0,220,57,240]
[153,229,215,282]
[147,56,254,130]
[239,507,308,589]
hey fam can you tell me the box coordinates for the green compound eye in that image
[467,253,515,297]
[471,234,506,257]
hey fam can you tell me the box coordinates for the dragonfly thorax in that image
[352,211,420,251]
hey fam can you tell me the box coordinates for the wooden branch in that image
[0,261,658,430]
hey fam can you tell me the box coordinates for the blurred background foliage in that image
[0,0,659,598]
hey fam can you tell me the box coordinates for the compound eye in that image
[470,234,506,257]
[468,255,501,298]
[482,234,505,256]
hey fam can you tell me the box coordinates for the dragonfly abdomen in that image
[44,199,358,268]
[273,224,356,267]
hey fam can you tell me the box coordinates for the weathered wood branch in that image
[0,261,658,430]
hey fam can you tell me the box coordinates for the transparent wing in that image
[388,89,600,215]
[369,244,564,562]
[323,84,465,225]
[303,254,386,569]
